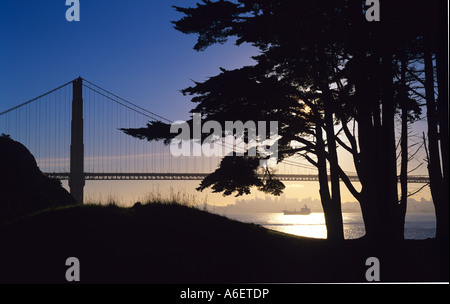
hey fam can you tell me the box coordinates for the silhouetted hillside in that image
[0,203,444,283]
[0,134,76,224]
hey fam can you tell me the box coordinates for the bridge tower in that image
[69,77,85,203]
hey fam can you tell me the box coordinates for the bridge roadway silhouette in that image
[45,172,430,183]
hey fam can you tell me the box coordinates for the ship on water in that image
[283,204,311,215]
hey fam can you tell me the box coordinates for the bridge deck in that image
[45,173,430,183]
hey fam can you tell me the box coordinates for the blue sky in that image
[0,0,258,121]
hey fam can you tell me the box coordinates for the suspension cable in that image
[0,80,73,116]
[82,78,173,123]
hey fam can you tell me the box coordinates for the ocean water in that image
[220,212,436,240]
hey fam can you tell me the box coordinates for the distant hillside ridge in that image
[0,134,76,224]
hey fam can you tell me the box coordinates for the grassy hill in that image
[0,203,445,283]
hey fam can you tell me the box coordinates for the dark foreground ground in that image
[0,203,447,283]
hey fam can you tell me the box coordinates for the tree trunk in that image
[434,0,449,242]
[424,36,446,240]
[316,47,344,241]
[324,110,344,241]
[315,120,344,241]
[347,1,404,240]
[347,1,381,240]
[370,14,402,240]
[399,54,408,238]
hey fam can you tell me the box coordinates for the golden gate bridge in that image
[0,77,430,203]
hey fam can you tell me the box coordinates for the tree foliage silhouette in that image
[123,0,447,241]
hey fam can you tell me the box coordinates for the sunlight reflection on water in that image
[223,212,436,240]
[223,212,366,239]
[261,213,329,239]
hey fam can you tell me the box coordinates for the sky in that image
[0,0,258,121]
[0,0,432,208]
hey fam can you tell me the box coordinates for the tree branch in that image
[301,153,318,168]
[337,165,361,201]
[335,135,353,154]
[406,182,430,198]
